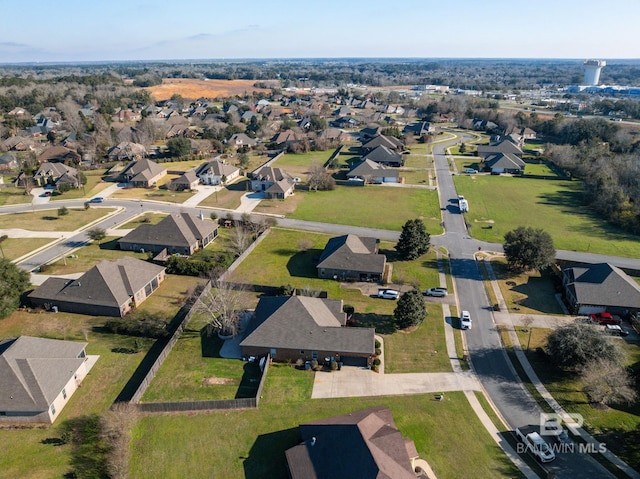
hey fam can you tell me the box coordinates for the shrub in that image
[57,206,69,216]
[373,358,381,366]
[375,348,382,356]
[310,359,319,370]
[344,304,355,315]
[278,284,295,296]
[330,361,338,371]
[374,339,381,349]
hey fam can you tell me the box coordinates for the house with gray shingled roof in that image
[562,263,640,316]
[117,158,167,187]
[240,296,375,366]
[362,145,404,167]
[250,166,295,199]
[29,257,165,317]
[346,158,399,184]
[195,159,240,186]
[482,152,525,174]
[118,213,218,256]
[0,336,96,424]
[170,169,200,191]
[33,161,81,188]
[317,234,386,282]
[286,407,421,479]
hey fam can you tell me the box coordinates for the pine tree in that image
[395,219,430,260]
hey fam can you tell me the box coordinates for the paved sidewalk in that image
[484,260,640,479]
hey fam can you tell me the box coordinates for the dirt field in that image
[145,78,277,101]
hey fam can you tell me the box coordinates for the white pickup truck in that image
[515,426,556,463]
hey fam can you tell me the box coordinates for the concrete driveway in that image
[311,368,480,399]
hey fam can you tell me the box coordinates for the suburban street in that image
[3,135,639,478]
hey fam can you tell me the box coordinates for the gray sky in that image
[1,0,639,62]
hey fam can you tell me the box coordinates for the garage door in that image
[340,355,368,367]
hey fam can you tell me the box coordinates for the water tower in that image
[584,59,606,86]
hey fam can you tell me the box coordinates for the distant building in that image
[584,59,606,86]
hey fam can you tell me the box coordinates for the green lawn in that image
[129,390,523,479]
[198,178,250,209]
[39,236,150,274]
[287,185,443,232]
[491,258,565,315]
[117,212,168,229]
[523,162,559,176]
[0,274,201,479]
[401,170,433,185]
[515,328,640,470]
[109,185,196,203]
[452,156,482,173]
[50,170,111,200]
[0,237,54,260]
[454,175,640,257]
[142,315,260,402]
[274,151,334,167]
[0,187,34,206]
[0,207,115,231]
[402,153,428,168]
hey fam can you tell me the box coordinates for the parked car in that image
[464,168,478,174]
[460,310,472,330]
[605,324,629,337]
[89,197,104,203]
[425,287,447,297]
[377,289,399,300]
[590,312,621,325]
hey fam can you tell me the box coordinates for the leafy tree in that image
[0,234,7,258]
[57,206,69,216]
[459,142,467,154]
[0,258,30,318]
[87,227,106,245]
[394,289,426,330]
[395,218,430,260]
[546,323,623,370]
[309,115,327,131]
[503,226,555,272]
[238,153,250,169]
[166,137,191,158]
[580,358,637,406]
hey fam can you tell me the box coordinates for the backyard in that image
[454,175,640,257]
[0,273,201,479]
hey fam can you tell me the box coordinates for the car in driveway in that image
[425,287,447,297]
[377,289,399,300]
[605,324,629,337]
[590,312,621,325]
[460,310,472,330]
[464,168,478,174]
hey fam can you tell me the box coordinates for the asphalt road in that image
[430,136,614,478]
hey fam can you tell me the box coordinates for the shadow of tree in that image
[286,249,322,279]
[99,238,120,250]
[244,428,300,479]
[200,325,223,358]
[353,312,396,334]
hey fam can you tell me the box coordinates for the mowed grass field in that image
[454,175,640,257]
[0,274,202,479]
[285,185,443,232]
[0,207,115,231]
[0,237,54,260]
[129,390,522,479]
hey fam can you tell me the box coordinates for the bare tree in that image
[580,358,637,406]
[307,163,335,191]
[297,238,313,252]
[230,225,252,257]
[195,279,247,337]
[101,403,139,479]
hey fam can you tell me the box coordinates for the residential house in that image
[317,234,386,282]
[346,159,399,184]
[29,257,166,317]
[286,407,422,479]
[240,295,375,366]
[227,133,258,150]
[38,146,81,165]
[7,107,28,117]
[359,125,384,140]
[272,129,306,149]
[118,213,218,256]
[361,135,404,152]
[562,263,640,316]
[250,166,295,199]
[112,109,141,123]
[107,141,147,162]
[0,336,95,424]
[195,159,241,185]
[33,162,81,189]
[0,153,18,170]
[170,169,200,191]
[2,136,33,152]
[482,152,525,174]
[362,145,404,167]
[403,121,435,137]
[476,139,523,159]
[117,158,167,187]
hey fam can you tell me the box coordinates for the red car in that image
[589,312,621,325]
